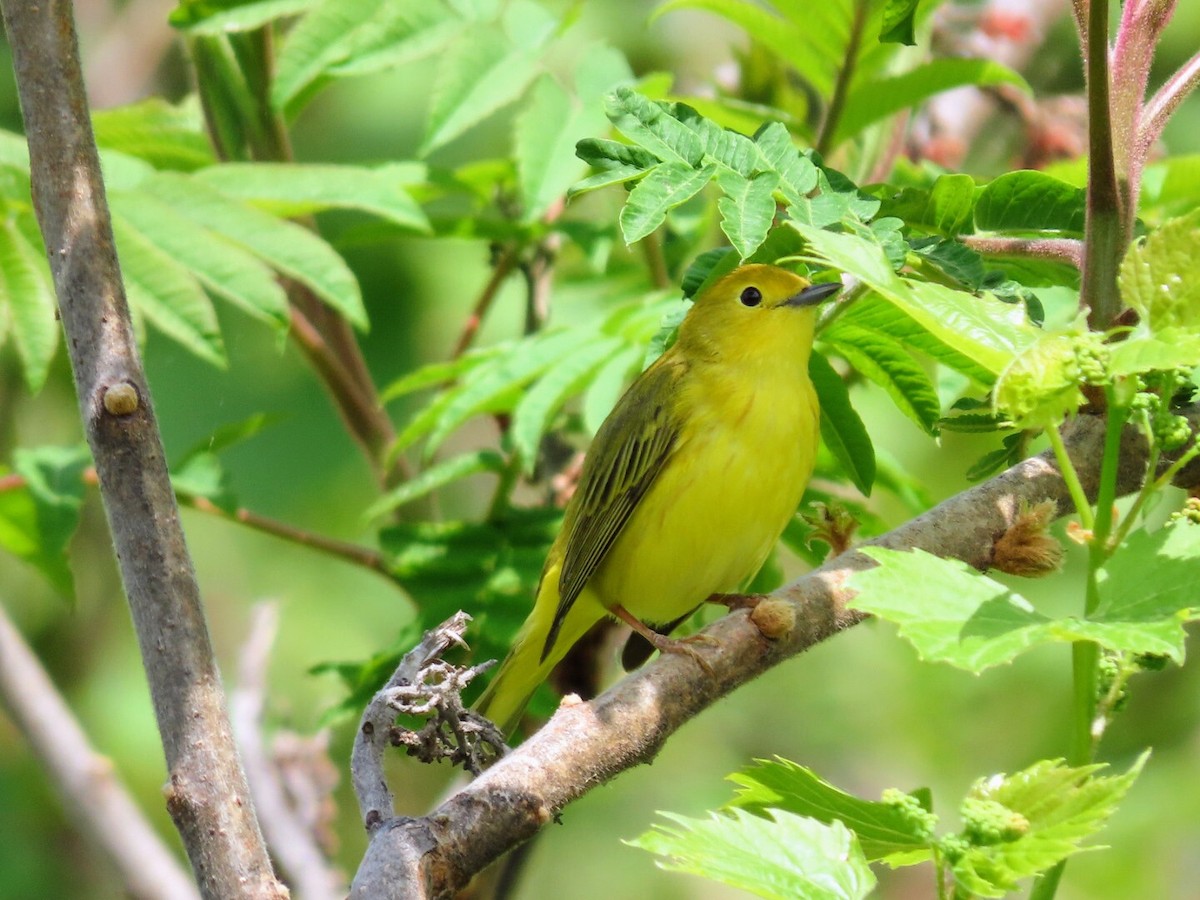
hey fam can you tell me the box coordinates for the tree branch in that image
[0,2,284,896]
[349,413,1154,898]
[0,599,200,900]
[959,235,1083,269]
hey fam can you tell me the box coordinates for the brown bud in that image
[750,598,796,640]
[102,382,139,416]
[992,500,1064,577]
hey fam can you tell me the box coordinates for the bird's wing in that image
[542,358,684,659]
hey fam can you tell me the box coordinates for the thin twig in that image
[0,2,283,896]
[233,603,346,900]
[815,0,868,155]
[0,600,200,900]
[452,246,520,359]
[959,236,1084,269]
[1141,49,1200,151]
[181,494,391,577]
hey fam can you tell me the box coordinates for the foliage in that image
[4,0,1200,897]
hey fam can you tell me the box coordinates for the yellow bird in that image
[475,263,839,735]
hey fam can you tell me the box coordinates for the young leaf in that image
[365,449,507,518]
[727,758,935,863]
[993,329,1092,429]
[809,351,875,496]
[0,445,92,596]
[1118,209,1200,333]
[631,808,876,900]
[949,755,1146,898]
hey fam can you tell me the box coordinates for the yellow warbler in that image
[475,263,840,734]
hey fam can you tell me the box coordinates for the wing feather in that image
[541,358,684,658]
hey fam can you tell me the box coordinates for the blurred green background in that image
[1,2,1199,898]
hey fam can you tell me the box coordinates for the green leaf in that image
[852,528,1200,671]
[794,223,1038,377]
[880,174,977,238]
[108,199,289,327]
[716,169,779,258]
[0,219,57,392]
[365,449,507,518]
[822,327,940,435]
[511,337,623,471]
[171,0,317,33]
[420,18,546,155]
[605,86,704,167]
[382,346,507,402]
[112,214,226,368]
[993,328,1092,429]
[727,758,935,863]
[570,138,659,197]
[0,446,91,596]
[754,122,818,206]
[837,60,1027,146]
[193,162,430,232]
[619,162,716,245]
[631,808,875,900]
[171,451,236,513]
[975,171,1087,235]
[324,0,460,78]
[1118,210,1200,333]
[92,97,216,171]
[950,755,1146,898]
[809,351,875,495]
[140,172,366,328]
[1108,329,1200,376]
[911,238,986,288]
[271,0,390,109]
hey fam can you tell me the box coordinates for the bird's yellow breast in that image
[590,356,819,624]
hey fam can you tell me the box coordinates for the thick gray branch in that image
[0,600,199,900]
[0,2,284,896]
[350,414,1153,898]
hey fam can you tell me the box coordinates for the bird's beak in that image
[783,281,841,308]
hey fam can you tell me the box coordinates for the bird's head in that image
[676,263,841,366]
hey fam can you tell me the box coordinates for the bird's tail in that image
[474,583,605,737]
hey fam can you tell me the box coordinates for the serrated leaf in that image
[951,755,1146,898]
[716,169,779,258]
[836,59,1027,146]
[619,162,716,244]
[975,170,1087,235]
[365,449,507,518]
[822,327,940,434]
[754,122,818,206]
[793,222,1038,377]
[631,808,875,900]
[0,219,57,392]
[271,0,390,109]
[727,758,935,862]
[141,172,366,328]
[993,329,1089,429]
[810,351,875,495]
[511,337,622,471]
[1118,210,1200,333]
[420,22,544,155]
[108,198,289,327]
[111,214,225,368]
[325,0,460,78]
[1108,329,1200,375]
[194,163,430,232]
[0,446,91,596]
[605,86,705,166]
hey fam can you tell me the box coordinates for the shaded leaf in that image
[366,450,507,518]
[810,351,874,495]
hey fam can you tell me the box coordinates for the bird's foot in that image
[611,604,717,677]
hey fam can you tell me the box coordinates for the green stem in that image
[1030,859,1068,900]
[815,0,868,156]
[1045,424,1094,531]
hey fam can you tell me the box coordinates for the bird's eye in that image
[739,286,762,307]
